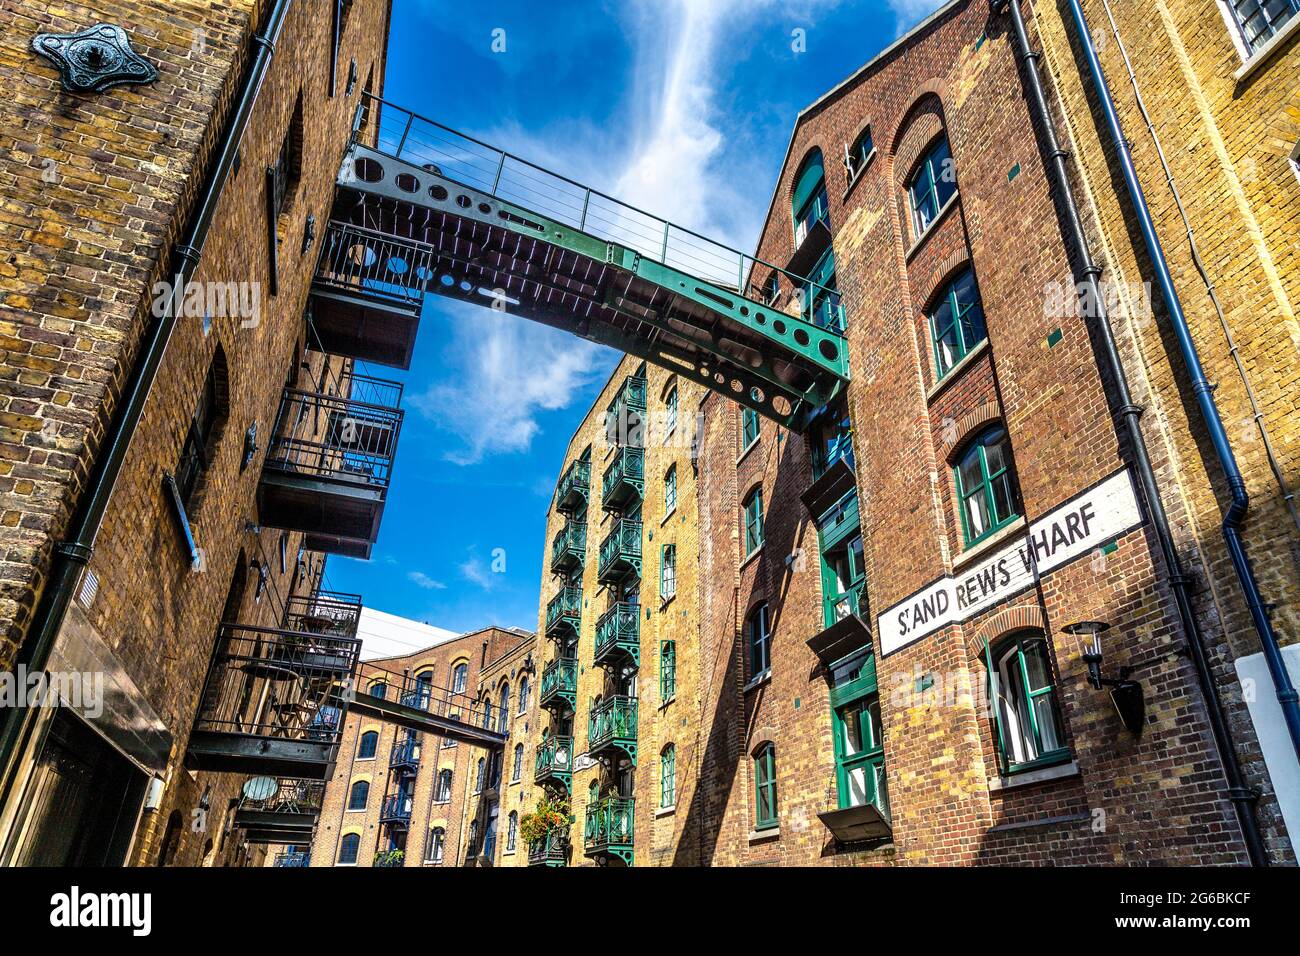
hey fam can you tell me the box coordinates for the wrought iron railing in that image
[598,518,642,582]
[314,220,435,310]
[389,736,421,769]
[588,696,637,753]
[534,734,573,783]
[545,586,582,636]
[282,589,363,639]
[236,777,325,816]
[528,827,569,866]
[539,656,577,708]
[193,623,360,742]
[584,796,634,854]
[380,793,413,824]
[555,459,590,512]
[265,372,403,489]
[595,603,640,664]
[274,850,310,867]
[606,375,647,447]
[601,446,644,505]
[352,659,496,729]
[550,521,587,572]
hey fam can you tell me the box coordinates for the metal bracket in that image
[32,24,158,94]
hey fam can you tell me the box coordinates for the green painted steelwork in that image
[534,733,573,792]
[584,796,634,867]
[597,518,642,585]
[334,96,850,431]
[544,586,582,639]
[539,656,577,713]
[527,827,569,867]
[607,374,647,446]
[588,696,637,766]
[602,446,644,512]
[550,520,586,574]
[594,602,640,670]
[555,459,590,513]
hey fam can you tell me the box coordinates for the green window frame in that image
[829,649,888,816]
[660,640,676,701]
[791,150,829,247]
[660,544,676,599]
[804,247,845,332]
[753,743,778,830]
[741,408,760,451]
[984,633,1070,774]
[818,494,866,628]
[845,126,874,180]
[660,744,676,808]
[743,488,764,557]
[908,135,956,237]
[664,464,677,514]
[929,268,986,379]
[954,426,1021,547]
[810,400,854,481]
[665,386,678,435]
[747,603,771,679]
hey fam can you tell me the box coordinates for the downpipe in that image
[992,0,1268,864]
[0,0,295,818]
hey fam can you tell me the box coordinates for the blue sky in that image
[325,0,940,637]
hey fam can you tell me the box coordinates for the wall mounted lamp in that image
[1063,620,1145,735]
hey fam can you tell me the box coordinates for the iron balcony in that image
[544,586,582,639]
[584,796,634,867]
[533,734,574,791]
[389,736,421,771]
[309,220,433,369]
[274,851,310,867]
[597,518,642,585]
[606,375,647,448]
[527,828,569,867]
[587,695,637,766]
[539,656,577,713]
[232,778,325,845]
[282,589,363,639]
[380,793,414,825]
[258,371,403,560]
[549,520,586,574]
[601,445,644,512]
[594,602,640,670]
[555,458,590,513]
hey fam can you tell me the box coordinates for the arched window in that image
[512,743,524,782]
[753,743,778,831]
[985,632,1068,772]
[845,126,874,181]
[791,149,829,247]
[425,827,445,864]
[357,730,378,759]
[660,744,676,809]
[347,780,369,811]
[451,661,468,694]
[741,408,760,451]
[908,135,956,237]
[467,821,479,859]
[660,640,676,701]
[660,544,677,600]
[928,268,986,379]
[498,683,510,733]
[664,464,678,514]
[517,675,529,714]
[175,346,229,510]
[475,757,485,793]
[506,811,518,852]
[742,487,764,558]
[338,833,360,865]
[747,603,771,679]
[954,426,1022,547]
[368,680,387,700]
[412,670,434,709]
[665,385,678,435]
[588,779,599,806]
[435,769,453,803]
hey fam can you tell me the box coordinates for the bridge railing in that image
[352,659,498,729]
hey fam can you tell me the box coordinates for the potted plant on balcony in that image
[373,848,405,868]
[520,793,570,846]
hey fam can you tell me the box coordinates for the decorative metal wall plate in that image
[31,23,159,94]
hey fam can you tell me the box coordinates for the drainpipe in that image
[0,0,295,807]
[1057,0,1300,767]
[992,0,1269,865]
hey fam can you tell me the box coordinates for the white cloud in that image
[407,571,447,590]
[885,0,945,35]
[459,554,498,591]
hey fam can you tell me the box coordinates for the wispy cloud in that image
[885,0,944,36]
[407,571,447,590]
[459,553,498,591]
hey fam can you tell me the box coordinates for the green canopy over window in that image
[792,150,826,219]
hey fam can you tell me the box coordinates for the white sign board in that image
[877,469,1142,656]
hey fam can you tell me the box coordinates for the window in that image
[743,488,764,557]
[753,743,778,830]
[954,427,1022,546]
[791,150,829,247]
[270,94,303,218]
[498,683,510,734]
[467,821,478,858]
[665,386,678,435]
[357,731,378,760]
[741,408,760,451]
[1227,0,1298,54]
[819,501,866,628]
[443,715,459,747]
[174,348,228,509]
[435,769,453,803]
[512,743,524,782]
[425,827,445,864]
[660,744,676,808]
[664,464,678,514]
[347,780,369,810]
[908,135,956,237]
[830,649,888,816]
[986,633,1068,772]
[368,681,387,700]
[760,272,780,306]
[518,675,529,714]
[805,248,845,332]
[660,640,676,701]
[660,544,677,600]
[747,603,771,679]
[475,757,485,793]
[810,399,853,480]
[451,662,468,694]
[338,833,359,865]
[929,268,987,379]
[506,811,518,852]
[845,126,874,180]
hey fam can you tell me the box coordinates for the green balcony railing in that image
[822,582,868,630]
[556,459,590,513]
[528,827,569,867]
[584,796,634,866]
[539,656,577,711]
[544,586,582,638]
[588,695,637,765]
[597,518,642,585]
[601,446,644,512]
[534,734,574,791]
[606,375,647,448]
[594,602,640,669]
[550,521,587,574]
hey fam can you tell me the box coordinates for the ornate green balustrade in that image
[539,656,577,712]
[583,796,634,867]
[550,520,587,574]
[597,518,642,585]
[594,602,640,670]
[601,446,644,512]
[556,459,590,513]
[544,586,582,639]
[528,827,569,867]
[587,696,637,765]
[534,734,573,791]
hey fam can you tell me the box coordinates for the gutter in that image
[0,0,295,809]
[992,0,1269,864]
